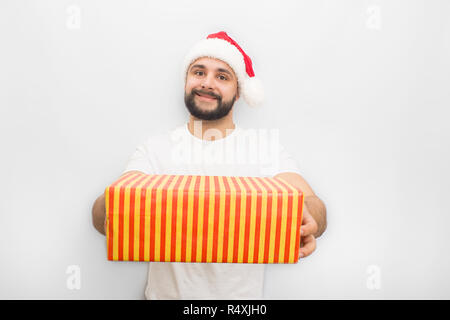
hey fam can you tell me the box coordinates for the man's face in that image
[184,57,239,120]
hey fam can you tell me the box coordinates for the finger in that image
[299,235,316,259]
[300,219,318,237]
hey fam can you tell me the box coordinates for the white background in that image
[1,0,449,299]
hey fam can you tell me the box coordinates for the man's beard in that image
[184,89,236,121]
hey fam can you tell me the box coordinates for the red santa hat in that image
[183,31,264,107]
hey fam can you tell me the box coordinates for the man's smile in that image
[195,91,218,101]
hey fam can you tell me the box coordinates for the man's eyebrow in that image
[217,68,233,78]
[190,64,234,78]
[190,64,206,70]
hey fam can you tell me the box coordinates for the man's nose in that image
[201,74,215,89]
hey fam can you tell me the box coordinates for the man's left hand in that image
[298,204,318,260]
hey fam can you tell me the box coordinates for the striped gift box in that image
[105,172,304,263]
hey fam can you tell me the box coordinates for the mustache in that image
[192,89,221,100]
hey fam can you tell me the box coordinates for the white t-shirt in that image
[122,122,301,300]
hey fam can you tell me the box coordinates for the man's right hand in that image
[92,193,107,235]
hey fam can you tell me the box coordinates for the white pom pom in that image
[241,77,264,107]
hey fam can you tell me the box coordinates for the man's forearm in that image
[92,194,106,235]
[304,195,327,238]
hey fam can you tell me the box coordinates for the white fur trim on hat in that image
[241,76,264,107]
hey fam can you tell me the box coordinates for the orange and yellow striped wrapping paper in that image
[105,172,304,263]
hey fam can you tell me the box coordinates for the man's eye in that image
[195,71,204,76]
[218,75,227,80]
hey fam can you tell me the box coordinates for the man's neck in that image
[187,113,236,141]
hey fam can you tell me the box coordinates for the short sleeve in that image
[259,143,301,177]
[122,142,156,175]
[276,144,301,175]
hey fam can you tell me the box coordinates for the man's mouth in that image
[195,92,217,101]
